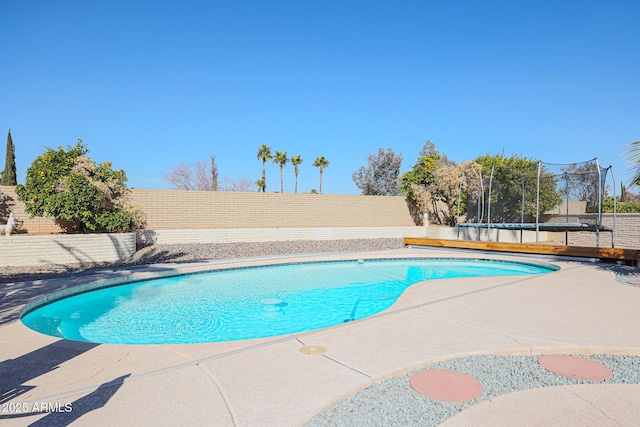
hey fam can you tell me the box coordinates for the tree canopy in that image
[16,140,145,233]
[473,153,561,222]
[256,144,272,192]
[400,142,563,226]
[352,148,403,196]
[313,156,329,194]
[406,160,482,226]
[1,129,17,186]
[273,150,289,193]
[291,154,303,194]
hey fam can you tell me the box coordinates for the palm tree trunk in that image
[295,168,299,194]
[319,168,323,194]
[280,165,284,193]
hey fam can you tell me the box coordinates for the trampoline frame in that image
[455,158,617,248]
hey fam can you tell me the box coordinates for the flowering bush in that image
[16,140,146,233]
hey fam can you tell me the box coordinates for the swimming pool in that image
[21,258,556,344]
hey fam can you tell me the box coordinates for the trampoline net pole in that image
[457,172,464,240]
[536,161,541,244]
[479,171,484,223]
[564,172,569,246]
[521,176,525,243]
[487,165,494,242]
[610,167,617,248]
[596,158,602,248]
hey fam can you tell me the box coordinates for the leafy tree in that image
[594,196,640,213]
[625,140,640,186]
[434,161,482,225]
[352,147,403,195]
[291,155,303,194]
[400,142,561,226]
[273,150,289,193]
[419,140,456,167]
[16,140,145,233]
[399,142,442,207]
[313,156,329,194]
[255,177,266,192]
[400,154,439,198]
[474,153,561,222]
[1,129,17,186]
[408,161,482,226]
[256,144,272,192]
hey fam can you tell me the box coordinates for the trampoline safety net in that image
[456,158,616,247]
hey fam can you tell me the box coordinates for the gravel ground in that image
[307,353,640,427]
[0,238,404,284]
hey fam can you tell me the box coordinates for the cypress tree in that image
[1,129,17,186]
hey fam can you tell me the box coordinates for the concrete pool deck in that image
[1,247,640,426]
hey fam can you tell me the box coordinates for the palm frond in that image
[625,141,640,186]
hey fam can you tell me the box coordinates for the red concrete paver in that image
[538,355,613,382]
[410,369,483,402]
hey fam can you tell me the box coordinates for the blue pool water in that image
[21,259,555,344]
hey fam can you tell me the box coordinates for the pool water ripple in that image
[21,259,555,345]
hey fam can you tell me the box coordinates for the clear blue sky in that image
[2,1,639,194]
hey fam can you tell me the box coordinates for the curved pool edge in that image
[19,256,560,323]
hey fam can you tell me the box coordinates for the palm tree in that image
[255,178,266,192]
[626,140,640,186]
[273,151,289,193]
[256,144,272,192]
[291,155,303,194]
[313,156,329,194]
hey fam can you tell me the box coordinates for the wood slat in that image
[404,237,640,266]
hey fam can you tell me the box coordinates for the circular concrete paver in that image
[538,355,613,382]
[410,369,483,402]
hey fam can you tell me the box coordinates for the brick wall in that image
[130,190,416,229]
[0,187,417,233]
[424,227,547,243]
[0,186,60,234]
[0,233,136,267]
[542,213,640,249]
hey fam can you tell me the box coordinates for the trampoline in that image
[455,158,617,247]
[456,222,612,233]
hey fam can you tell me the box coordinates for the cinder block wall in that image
[424,227,546,244]
[130,190,416,229]
[0,187,417,233]
[542,213,640,249]
[0,233,136,267]
[0,186,60,234]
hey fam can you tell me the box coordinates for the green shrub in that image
[16,140,146,233]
